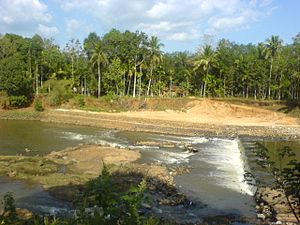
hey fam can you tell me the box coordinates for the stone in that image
[7,170,17,177]
[24,148,31,153]
[159,198,171,205]
[141,203,151,209]
[152,207,163,214]
[16,208,33,220]
[257,213,266,220]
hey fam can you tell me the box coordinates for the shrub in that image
[34,98,44,112]
[43,79,73,106]
[82,165,149,225]
[0,192,16,223]
[8,95,28,108]
[0,91,9,109]
[77,96,85,107]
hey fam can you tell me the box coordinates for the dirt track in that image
[42,100,300,139]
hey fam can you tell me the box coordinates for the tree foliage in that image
[1,31,300,106]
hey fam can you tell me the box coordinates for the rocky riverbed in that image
[0,144,199,223]
[255,187,299,224]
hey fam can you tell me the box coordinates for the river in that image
[0,120,299,222]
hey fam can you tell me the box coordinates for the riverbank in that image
[1,99,300,140]
[1,99,299,140]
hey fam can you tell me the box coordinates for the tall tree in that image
[64,39,82,87]
[264,35,283,99]
[83,32,101,60]
[31,34,44,95]
[194,45,217,97]
[91,40,108,98]
[146,36,164,96]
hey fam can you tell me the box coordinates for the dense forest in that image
[0,30,300,107]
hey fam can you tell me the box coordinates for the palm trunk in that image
[97,61,101,98]
[71,56,74,87]
[123,72,126,96]
[203,69,208,98]
[127,76,131,96]
[138,66,142,97]
[84,74,87,96]
[133,65,137,98]
[223,73,226,97]
[268,58,273,99]
[147,66,153,96]
[40,64,43,88]
[35,63,39,96]
[169,77,172,97]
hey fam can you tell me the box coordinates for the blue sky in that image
[0,0,299,52]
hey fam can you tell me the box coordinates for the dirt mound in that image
[119,99,297,126]
[184,99,298,126]
[187,99,277,118]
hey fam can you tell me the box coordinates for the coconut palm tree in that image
[91,40,108,98]
[194,45,217,97]
[146,36,164,96]
[264,35,283,99]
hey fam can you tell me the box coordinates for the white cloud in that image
[56,0,274,42]
[168,30,200,41]
[37,24,59,37]
[147,2,176,19]
[66,19,93,37]
[0,0,53,36]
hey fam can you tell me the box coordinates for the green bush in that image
[0,91,9,109]
[102,92,120,102]
[8,95,28,108]
[43,79,73,106]
[34,98,44,112]
[0,192,17,224]
[77,96,85,107]
[81,165,151,225]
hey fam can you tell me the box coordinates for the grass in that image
[0,109,42,120]
[74,96,191,112]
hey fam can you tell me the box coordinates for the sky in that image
[0,0,299,52]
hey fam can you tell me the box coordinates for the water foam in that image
[151,136,209,145]
[61,132,92,141]
[207,138,256,196]
[150,149,194,164]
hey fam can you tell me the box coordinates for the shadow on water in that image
[42,170,254,224]
[0,176,73,215]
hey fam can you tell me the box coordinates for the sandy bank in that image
[41,100,300,139]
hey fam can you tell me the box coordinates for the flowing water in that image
[0,120,299,222]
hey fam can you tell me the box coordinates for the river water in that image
[0,120,299,222]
